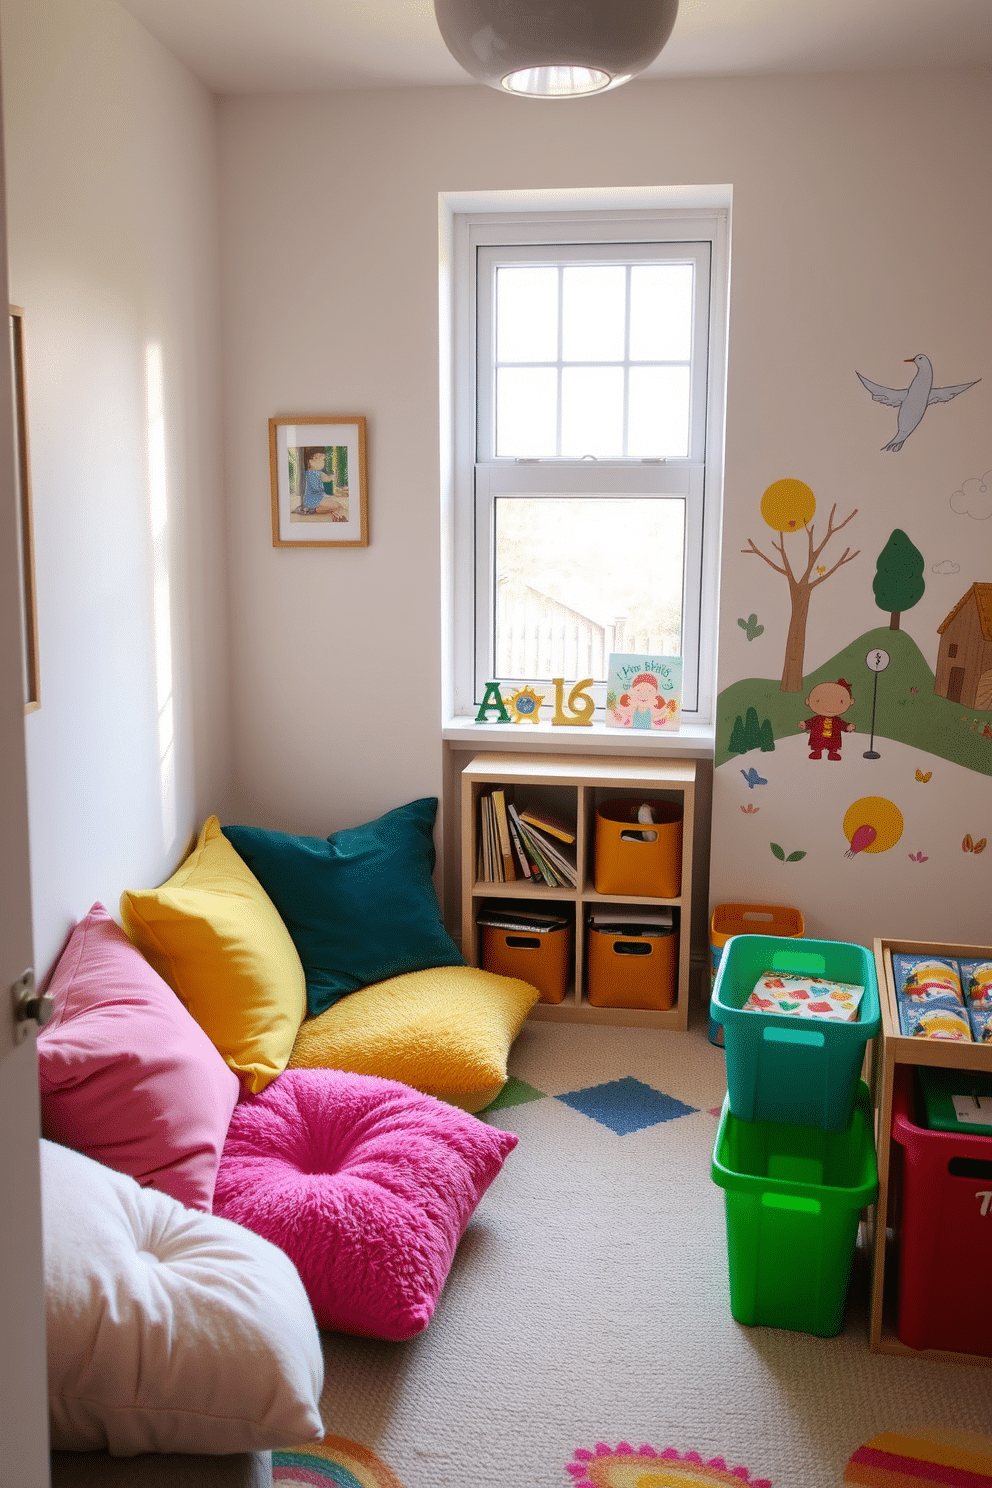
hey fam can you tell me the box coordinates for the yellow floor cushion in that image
[121,817,307,1095]
[287,965,540,1113]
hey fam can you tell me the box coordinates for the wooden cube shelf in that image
[460,753,696,1029]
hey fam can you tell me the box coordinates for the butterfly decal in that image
[740,767,767,789]
[915,769,932,783]
[962,834,987,854]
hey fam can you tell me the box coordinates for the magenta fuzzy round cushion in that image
[213,1068,518,1340]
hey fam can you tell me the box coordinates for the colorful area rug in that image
[309,1023,992,1488]
[565,1443,771,1486]
[273,1430,992,1488]
[845,1428,992,1485]
[273,1437,407,1488]
[273,1440,773,1488]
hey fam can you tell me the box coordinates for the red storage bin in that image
[891,1065,992,1356]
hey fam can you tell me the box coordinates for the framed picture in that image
[269,415,368,548]
[10,307,39,711]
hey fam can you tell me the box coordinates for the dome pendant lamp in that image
[434,0,679,98]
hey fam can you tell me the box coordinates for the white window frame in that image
[446,199,729,731]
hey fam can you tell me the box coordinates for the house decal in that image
[935,582,992,710]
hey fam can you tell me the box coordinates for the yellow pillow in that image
[288,965,539,1112]
[120,817,307,1094]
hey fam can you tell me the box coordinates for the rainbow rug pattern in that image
[844,1427,992,1485]
[566,1442,772,1486]
[273,1436,406,1488]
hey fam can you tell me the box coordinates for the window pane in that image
[494,497,685,683]
[628,366,690,458]
[562,266,625,362]
[630,263,693,362]
[496,266,558,363]
[560,366,623,457]
[495,367,558,456]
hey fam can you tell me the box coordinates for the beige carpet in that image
[310,1015,992,1488]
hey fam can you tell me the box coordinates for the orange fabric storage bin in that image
[594,798,682,898]
[481,920,571,1004]
[586,925,677,1010]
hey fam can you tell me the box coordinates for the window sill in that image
[442,715,715,758]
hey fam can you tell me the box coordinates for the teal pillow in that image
[222,799,464,1016]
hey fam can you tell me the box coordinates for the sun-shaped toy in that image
[506,685,545,724]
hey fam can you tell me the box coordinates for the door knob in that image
[12,970,53,1043]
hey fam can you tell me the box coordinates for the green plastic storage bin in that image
[711,1081,878,1337]
[710,934,880,1131]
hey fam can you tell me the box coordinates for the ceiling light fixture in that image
[433,0,679,99]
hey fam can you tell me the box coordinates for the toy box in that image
[711,934,880,1131]
[711,1081,877,1337]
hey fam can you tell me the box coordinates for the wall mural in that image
[711,328,987,944]
[742,477,860,693]
[856,354,980,452]
[720,485,992,780]
[713,351,990,924]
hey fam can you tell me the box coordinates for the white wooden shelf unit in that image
[460,752,696,1029]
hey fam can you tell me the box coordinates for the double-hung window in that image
[449,204,728,729]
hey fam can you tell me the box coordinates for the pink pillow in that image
[213,1068,518,1339]
[38,903,240,1212]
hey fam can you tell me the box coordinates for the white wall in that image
[3,34,983,966]
[217,67,989,953]
[707,69,991,947]
[1,0,232,974]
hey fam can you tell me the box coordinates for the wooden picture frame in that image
[10,307,39,711]
[269,414,368,548]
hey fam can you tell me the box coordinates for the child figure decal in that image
[799,678,855,761]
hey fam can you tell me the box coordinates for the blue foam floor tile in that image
[555,1075,698,1135]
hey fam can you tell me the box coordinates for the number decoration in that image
[551,677,594,727]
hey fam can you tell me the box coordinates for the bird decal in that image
[856,354,980,452]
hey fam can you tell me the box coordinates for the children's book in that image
[508,805,574,886]
[517,808,576,844]
[476,908,570,933]
[742,970,864,1022]
[490,789,516,881]
[505,812,533,881]
[605,654,682,730]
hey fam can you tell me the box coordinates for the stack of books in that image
[586,907,674,936]
[476,792,577,887]
[475,907,571,934]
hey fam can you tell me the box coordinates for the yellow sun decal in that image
[843,796,904,856]
[760,478,816,533]
[506,685,545,724]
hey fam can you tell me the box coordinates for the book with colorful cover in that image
[518,808,576,844]
[605,654,682,730]
[508,805,570,886]
[505,811,533,881]
[742,970,865,1023]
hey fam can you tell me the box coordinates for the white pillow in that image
[42,1139,325,1456]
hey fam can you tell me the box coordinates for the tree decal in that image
[743,479,860,693]
[873,528,925,631]
[728,705,775,755]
